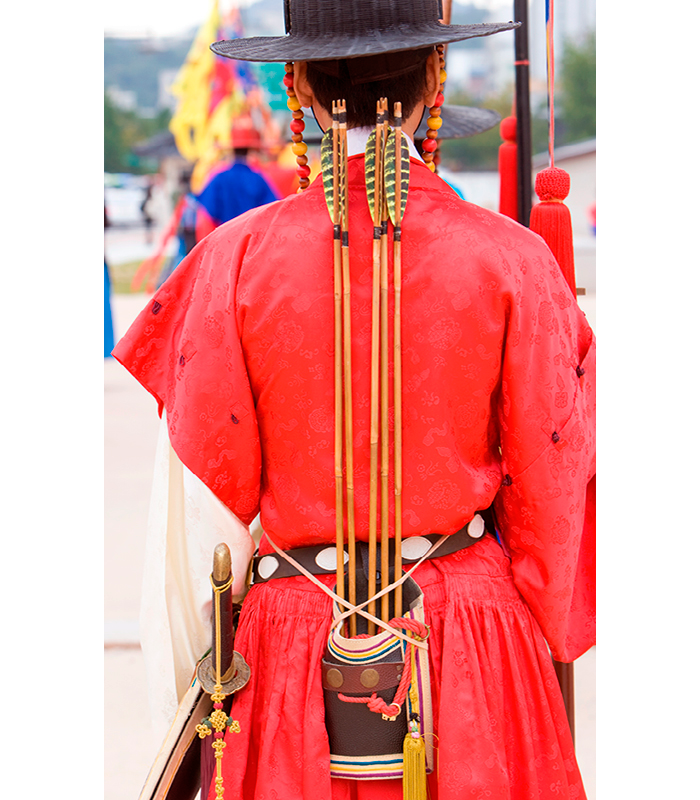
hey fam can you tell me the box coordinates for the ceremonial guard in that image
[114,1,596,798]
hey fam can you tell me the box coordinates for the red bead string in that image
[421,44,446,173]
[284,62,311,191]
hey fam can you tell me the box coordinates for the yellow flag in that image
[205,90,245,152]
[169,0,220,162]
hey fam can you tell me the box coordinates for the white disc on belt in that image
[467,514,485,538]
[315,547,349,571]
[401,536,431,561]
[257,555,280,579]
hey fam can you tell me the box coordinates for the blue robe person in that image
[104,260,115,358]
[196,160,279,226]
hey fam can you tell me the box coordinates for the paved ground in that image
[105,226,596,799]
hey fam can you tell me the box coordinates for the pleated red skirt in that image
[206,536,586,800]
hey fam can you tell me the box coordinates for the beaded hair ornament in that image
[420,44,446,172]
[283,46,446,191]
[284,63,312,191]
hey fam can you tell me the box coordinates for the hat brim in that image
[301,105,500,145]
[211,21,519,63]
[415,105,500,140]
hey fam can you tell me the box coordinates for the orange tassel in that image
[529,166,576,296]
[498,116,518,221]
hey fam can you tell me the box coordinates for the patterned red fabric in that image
[113,155,595,797]
[202,539,586,799]
[113,155,595,661]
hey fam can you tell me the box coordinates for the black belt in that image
[250,509,495,586]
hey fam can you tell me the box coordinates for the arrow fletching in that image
[365,128,381,224]
[321,128,336,223]
[384,129,410,226]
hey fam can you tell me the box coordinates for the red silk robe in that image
[114,154,595,799]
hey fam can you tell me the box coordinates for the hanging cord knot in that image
[337,617,429,718]
[500,115,517,143]
[535,165,570,202]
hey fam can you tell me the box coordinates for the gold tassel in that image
[403,714,427,800]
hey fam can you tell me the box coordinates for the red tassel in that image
[529,166,577,296]
[498,116,518,221]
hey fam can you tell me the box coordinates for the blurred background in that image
[104,1,596,798]
[104,0,596,294]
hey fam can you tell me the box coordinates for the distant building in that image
[444,0,595,97]
[106,86,138,112]
[132,131,188,211]
[158,69,179,112]
[529,0,596,92]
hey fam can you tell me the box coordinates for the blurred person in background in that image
[156,168,199,288]
[140,176,157,244]
[104,204,114,358]
[194,122,280,242]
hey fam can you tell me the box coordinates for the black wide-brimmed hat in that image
[415,104,500,140]
[211,0,519,63]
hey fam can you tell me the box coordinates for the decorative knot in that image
[500,116,517,143]
[336,618,429,718]
[535,167,570,202]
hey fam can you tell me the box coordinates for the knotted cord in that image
[337,617,429,718]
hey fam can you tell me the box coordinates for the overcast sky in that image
[104,0,507,38]
[104,0,257,38]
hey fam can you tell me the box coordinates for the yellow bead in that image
[292,142,308,156]
[427,161,436,172]
[439,69,447,84]
[426,116,443,131]
[287,96,301,111]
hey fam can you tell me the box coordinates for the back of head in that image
[305,48,434,128]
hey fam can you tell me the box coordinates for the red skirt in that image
[206,536,586,800]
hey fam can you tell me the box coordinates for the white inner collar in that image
[345,126,424,162]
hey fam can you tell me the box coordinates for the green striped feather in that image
[320,128,335,222]
[364,129,381,223]
[384,130,410,226]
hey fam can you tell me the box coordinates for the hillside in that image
[104,37,191,111]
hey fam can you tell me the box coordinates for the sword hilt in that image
[212,543,235,684]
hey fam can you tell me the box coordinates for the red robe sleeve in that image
[112,223,262,525]
[493,238,596,662]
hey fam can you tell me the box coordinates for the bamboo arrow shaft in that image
[392,104,404,618]
[379,101,391,623]
[331,104,345,603]
[366,100,386,634]
[338,100,357,636]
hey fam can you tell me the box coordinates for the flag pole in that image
[513,0,532,225]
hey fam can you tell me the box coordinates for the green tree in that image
[426,29,595,172]
[104,92,172,174]
[558,31,595,144]
[438,85,512,172]
[104,92,128,173]
[438,84,550,172]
